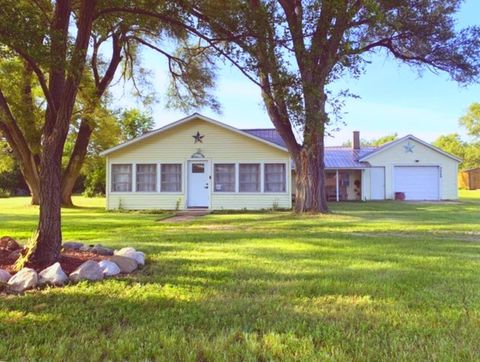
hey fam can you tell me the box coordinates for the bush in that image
[0,188,11,198]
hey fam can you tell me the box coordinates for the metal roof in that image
[242,129,287,148]
[243,129,374,169]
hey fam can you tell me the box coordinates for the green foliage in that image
[433,133,480,170]
[1,194,480,359]
[459,103,480,138]
[342,133,398,147]
[117,108,155,141]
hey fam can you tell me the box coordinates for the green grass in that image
[1,191,480,361]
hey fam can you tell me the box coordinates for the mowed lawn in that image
[1,192,480,361]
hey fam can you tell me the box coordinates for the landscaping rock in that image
[69,260,104,282]
[0,269,11,283]
[38,262,68,286]
[79,245,92,252]
[109,255,138,273]
[98,260,121,276]
[91,244,114,256]
[0,236,20,251]
[7,267,38,292]
[63,241,84,250]
[114,247,145,265]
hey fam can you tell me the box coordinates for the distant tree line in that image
[0,108,154,197]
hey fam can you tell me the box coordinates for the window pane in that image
[161,164,182,192]
[214,164,235,192]
[239,164,260,192]
[192,163,205,173]
[112,164,132,192]
[136,164,157,192]
[264,163,286,192]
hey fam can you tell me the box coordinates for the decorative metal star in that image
[192,131,204,144]
[404,142,415,153]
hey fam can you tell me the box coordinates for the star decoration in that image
[192,131,204,144]
[404,142,415,153]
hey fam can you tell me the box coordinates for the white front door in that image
[394,166,440,200]
[370,167,385,200]
[187,161,210,208]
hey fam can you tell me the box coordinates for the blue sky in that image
[112,0,480,146]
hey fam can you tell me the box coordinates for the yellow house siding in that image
[106,118,291,210]
[365,138,459,200]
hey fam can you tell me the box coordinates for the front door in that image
[187,161,210,208]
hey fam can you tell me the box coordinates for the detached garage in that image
[360,135,461,201]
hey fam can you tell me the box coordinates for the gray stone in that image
[69,260,104,282]
[91,244,114,256]
[63,241,84,250]
[114,247,145,265]
[109,255,138,273]
[98,260,121,276]
[38,262,68,286]
[79,245,92,252]
[0,268,11,283]
[7,267,38,292]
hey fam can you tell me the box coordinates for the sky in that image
[111,0,480,147]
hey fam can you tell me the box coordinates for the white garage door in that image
[394,166,440,200]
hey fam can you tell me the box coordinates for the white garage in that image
[359,135,461,201]
[393,166,440,200]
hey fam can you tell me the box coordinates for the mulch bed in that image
[0,249,108,275]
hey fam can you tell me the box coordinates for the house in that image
[458,167,480,190]
[100,113,461,210]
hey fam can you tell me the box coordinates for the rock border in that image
[1,240,146,294]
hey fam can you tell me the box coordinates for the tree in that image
[0,0,220,265]
[460,103,480,138]
[342,133,397,147]
[433,133,480,170]
[118,109,155,141]
[162,0,480,212]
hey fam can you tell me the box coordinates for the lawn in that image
[1,191,480,361]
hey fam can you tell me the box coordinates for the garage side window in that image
[161,164,182,192]
[111,164,132,192]
[264,163,286,192]
[136,164,157,192]
[239,164,260,192]
[214,164,235,192]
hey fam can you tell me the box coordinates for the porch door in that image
[187,161,210,208]
[370,167,385,200]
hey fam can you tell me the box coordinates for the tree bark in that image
[61,119,93,206]
[27,0,97,266]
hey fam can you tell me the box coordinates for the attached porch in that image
[325,169,363,201]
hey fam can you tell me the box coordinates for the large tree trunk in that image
[61,119,93,206]
[28,135,63,266]
[294,132,328,213]
[294,90,329,213]
[26,0,97,266]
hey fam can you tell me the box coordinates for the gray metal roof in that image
[243,129,375,169]
[242,129,287,148]
[323,147,375,169]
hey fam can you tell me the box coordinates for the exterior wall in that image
[459,168,480,190]
[364,138,459,200]
[106,118,291,210]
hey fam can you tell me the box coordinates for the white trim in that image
[100,113,289,156]
[358,135,462,163]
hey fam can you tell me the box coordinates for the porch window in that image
[111,164,132,192]
[214,164,235,192]
[239,164,260,192]
[264,163,286,192]
[161,164,182,192]
[136,164,157,192]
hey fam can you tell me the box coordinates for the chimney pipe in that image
[352,131,360,150]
